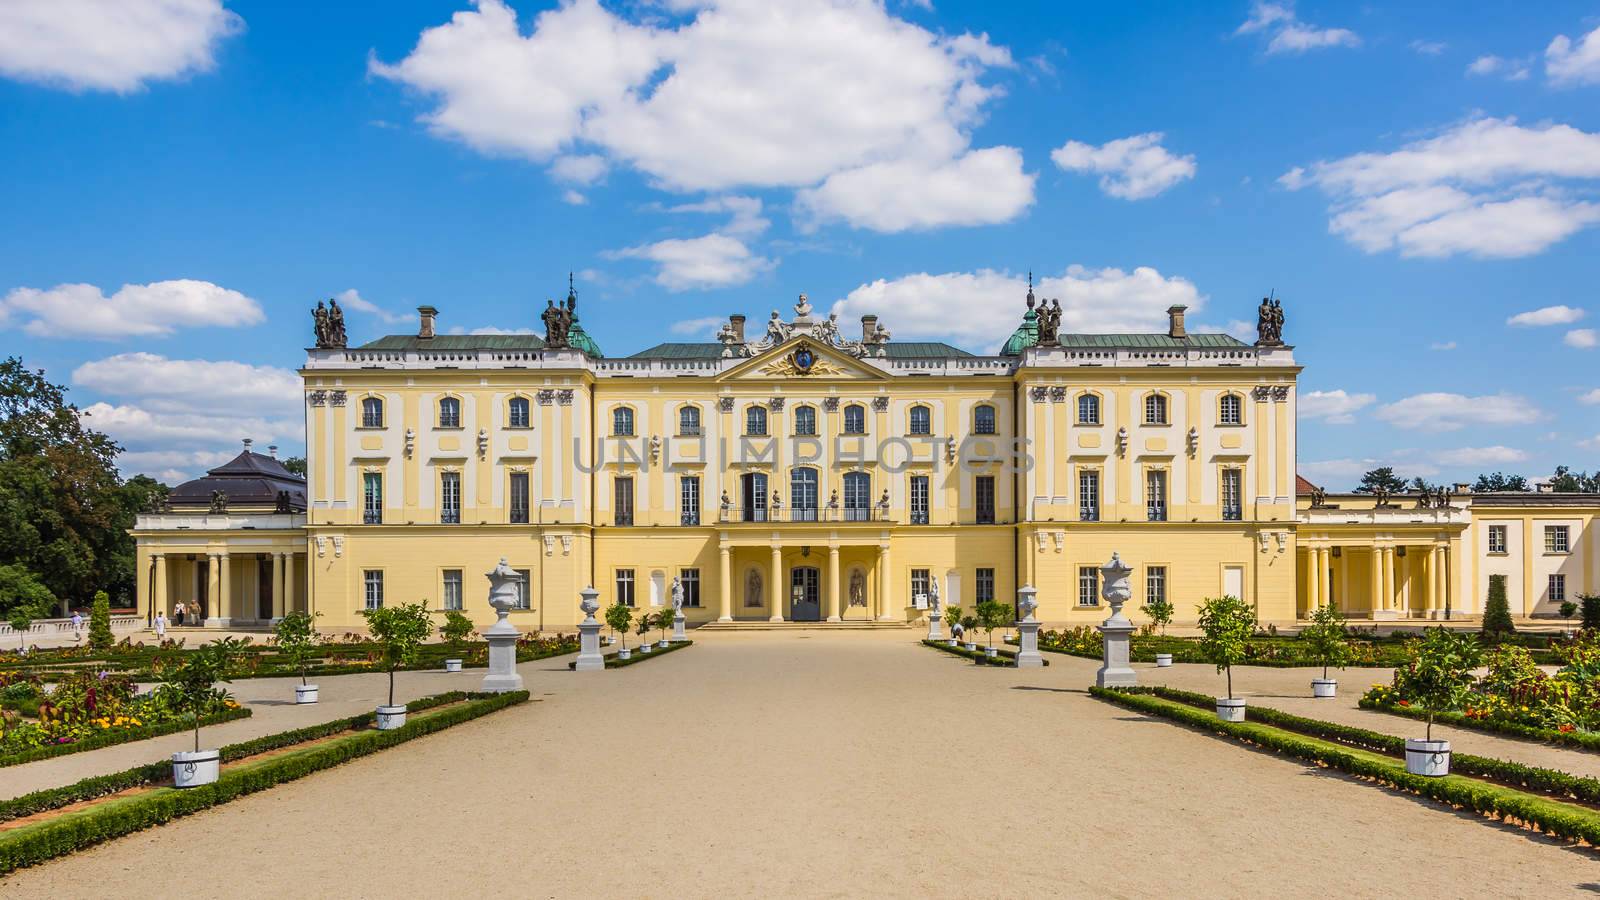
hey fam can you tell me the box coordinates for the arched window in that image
[746,406,768,436]
[794,405,817,436]
[843,404,866,435]
[972,404,996,435]
[909,405,932,435]
[678,406,701,436]
[438,397,461,429]
[843,471,871,521]
[791,468,819,521]
[1077,393,1100,425]
[1219,393,1242,426]
[507,397,530,429]
[1143,393,1168,425]
[613,407,634,436]
[361,397,384,428]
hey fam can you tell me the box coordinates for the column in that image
[284,552,297,616]
[152,554,168,620]
[1319,548,1334,615]
[769,545,784,622]
[1381,547,1396,614]
[877,543,895,621]
[272,552,287,620]
[718,545,733,622]
[205,554,222,626]
[1305,547,1321,614]
[1368,548,1382,618]
[826,545,842,623]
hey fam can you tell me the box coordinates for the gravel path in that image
[3,631,1595,897]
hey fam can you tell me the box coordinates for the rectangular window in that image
[910,568,931,603]
[616,568,636,607]
[509,472,529,524]
[363,472,383,525]
[1550,573,1567,602]
[1545,525,1570,554]
[1221,468,1242,521]
[1488,524,1507,554]
[1146,470,1167,522]
[1078,566,1099,607]
[442,570,462,611]
[975,475,996,524]
[681,476,700,526]
[681,569,702,608]
[363,570,383,610]
[742,472,768,523]
[614,477,634,526]
[976,568,995,604]
[1079,469,1100,522]
[514,569,531,609]
[440,471,461,524]
[1146,566,1167,604]
[509,397,530,429]
[910,475,930,524]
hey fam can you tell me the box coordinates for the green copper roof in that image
[566,320,604,358]
[1000,309,1039,357]
[357,334,547,351]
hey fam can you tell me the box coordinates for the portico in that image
[1296,490,1470,619]
[716,535,898,623]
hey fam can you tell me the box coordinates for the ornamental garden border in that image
[1,706,252,769]
[922,639,1048,668]
[567,639,692,669]
[1359,696,1600,753]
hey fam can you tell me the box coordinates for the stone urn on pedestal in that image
[480,558,525,693]
[575,586,605,672]
[1014,585,1044,668]
[1095,553,1138,688]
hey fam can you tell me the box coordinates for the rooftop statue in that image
[312,298,347,349]
[1037,297,1062,346]
[1255,296,1285,346]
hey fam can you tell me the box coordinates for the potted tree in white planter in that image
[976,599,1009,659]
[273,611,321,703]
[1301,604,1351,698]
[605,602,633,660]
[161,637,244,788]
[361,602,432,730]
[960,614,980,652]
[1197,595,1255,721]
[1394,628,1482,777]
[1140,597,1175,667]
[654,609,672,649]
[636,611,653,653]
[440,610,473,673]
[943,603,962,647]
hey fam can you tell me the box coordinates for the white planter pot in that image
[618,647,631,660]
[295,683,319,704]
[984,647,999,659]
[946,638,957,647]
[964,642,978,652]
[1155,653,1173,668]
[1312,678,1337,699]
[1215,697,1246,722]
[640,643,652,653]
[1405,739,1451,777]
[605,635,616,645]
[376,705,408,731]
[658,639,670,649]
[172,749,220,788]
[444,659,463,673]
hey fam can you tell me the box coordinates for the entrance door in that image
[258,557,274,620]
[790,567,821,621]
[1222,565,1245,601]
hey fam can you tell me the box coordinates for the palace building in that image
[130,285,1591,631]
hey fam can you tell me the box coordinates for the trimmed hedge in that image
[0,689,528,874]
[1091,687,1600,845]
[0,707,253,769]
[570,640,692,669]
[922,639,1047,667]
[1360,697,1600,753]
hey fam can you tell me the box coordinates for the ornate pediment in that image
[718,337,887,382]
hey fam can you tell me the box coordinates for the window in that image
[612,407,634,436]
[513,569,531,609]
[1079,469,1100,522]
[1550,573,1568,602]
[1221,468,1242,521]
[1078,567,1099,607]
[1488,524,1507,554]
[508,397,530,429]
[794,406,817,436]
[440,471,461,524]
[746,406,768,436]
[681,476,700,526]
[843,404,866,435]
[741,472,768,522]
[1545,525,1570,554]
[1077,394,1100,425]
[681,569,702,607]
[678,406,701,436]
[363,570,383,610]
[509,472,529,524]
[910,568,931,603]
[1144,393,1168,425]
[363,472,383,524]
[1146,566,1167,604]
[361,397,384,428]
[1146,470,1167,522]
[975,475,996,524]
[616,569,636,607]
[843,472,871,521]
[791,468,819,521]
[909,405,931,435]
[614,477,634,526]
[1219,394,1242,425]
[910,475,930,524]
[976,568,995,604]
[973,404,996,435]
[438,396,461,429]
[442,570,462,611]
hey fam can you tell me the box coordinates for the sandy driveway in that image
[3,630,1595,898]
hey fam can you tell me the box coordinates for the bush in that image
[272,612,320,686]
[1482,574,1515,637]
[1582,594,1600,632]
[1300,603,1352,681]
[1197,595,1256,699]
[1139,598,1174,635]
[361,602,432,708]
[1559,600,1579,624]
[157,637,246,753]
[439,610,474,656]
[87,592,113,651]
[975,599,1010,649]
[1393,628,1483,741]
[921,639,1047,668]
[604,603,633,650]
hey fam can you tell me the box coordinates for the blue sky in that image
[2,1,1598,488]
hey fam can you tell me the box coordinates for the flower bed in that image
[1024,627,1560,668]
[0,689,529,875]
[922,639,1046,667]
[568,640,692,669]
[1,672,248,767]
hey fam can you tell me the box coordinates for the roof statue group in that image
[716,294,891,359]
[541,275,580,350]
[1256,295,1285,347]
[311,298,348,350]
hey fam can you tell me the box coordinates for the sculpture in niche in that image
[745,568,764,608]
[849,569,867,607]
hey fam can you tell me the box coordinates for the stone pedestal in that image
[672,611,687,642]
[480,558,525,693]
[926,602,944,641]
[1014,585,1044,667]
[575,586,604,672]
[1095,554,1138,688]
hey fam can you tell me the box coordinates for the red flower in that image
[1397,699,1410,707]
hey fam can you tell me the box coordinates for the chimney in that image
[1452,482,1470,493]
[729,314,746,342]
[268,444,278,458]
[861,315,879,342]
[417,305,438,339]
[1167,305,1188,339]
[242,438,254,454]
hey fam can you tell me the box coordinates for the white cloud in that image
[117,448,237,482]
[669,316,725,338]
[562,189,588,205]
[1507,304,1585,327]
[1429,341,1457,351]
[1565,328,1598,349]
[1374,392,1543,431]
[663,195,770,237]
[606,234,774,291]
[1466,55,1530,80]
[1579,388,1600,405]
[82,402,299,451]
[1410,40,1446,56]
[0,279,264,339]
[550,153,608,185]
[0,0,242,93]
[1283,117,1600,258]
[830,265,1204,350]
[1547,24,1600,86]
[1298,389,1375,425]
[334,288,413,325]
[1236,2,1358,55]
[72,353,300,417]
[1579,434,1600,451]
[1433,445,1529,466]
[795,147,1035,232]
[1050,133,1196,200]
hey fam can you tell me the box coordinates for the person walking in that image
[70,610,83,642]
[154,610,168,639]
[174,601,186,628]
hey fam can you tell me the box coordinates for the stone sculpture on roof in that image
[312,298,347,349]
[1256,295,1285,346]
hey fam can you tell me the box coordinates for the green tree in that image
[604,602,633,650]
[6,600,38,652]
[1560,600,1579,627]
[1197,595,1257,699]
[1482,574,1515,637]
[439,610,474,656]
[159,637,245,752]
[1394,628,1483,741]
[1473,471,1529,492]
[1301,604,1352,681]
[975,599,1010,650]
[1353,468,1408,494]
[273,611,322,685]
[87,590,113,650]
[1140,598,1174,635]
[1581,594,1600,632]
[362,602,433,707]
[942,601,962,635]
[1549,465,1600,493]
[0,563,56,623]
[281,456,308,478]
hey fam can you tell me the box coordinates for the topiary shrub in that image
[1481,574,1515,637]
[1197,595,1256,700]
[1581,594,1600,632]
[87,592,114,651]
